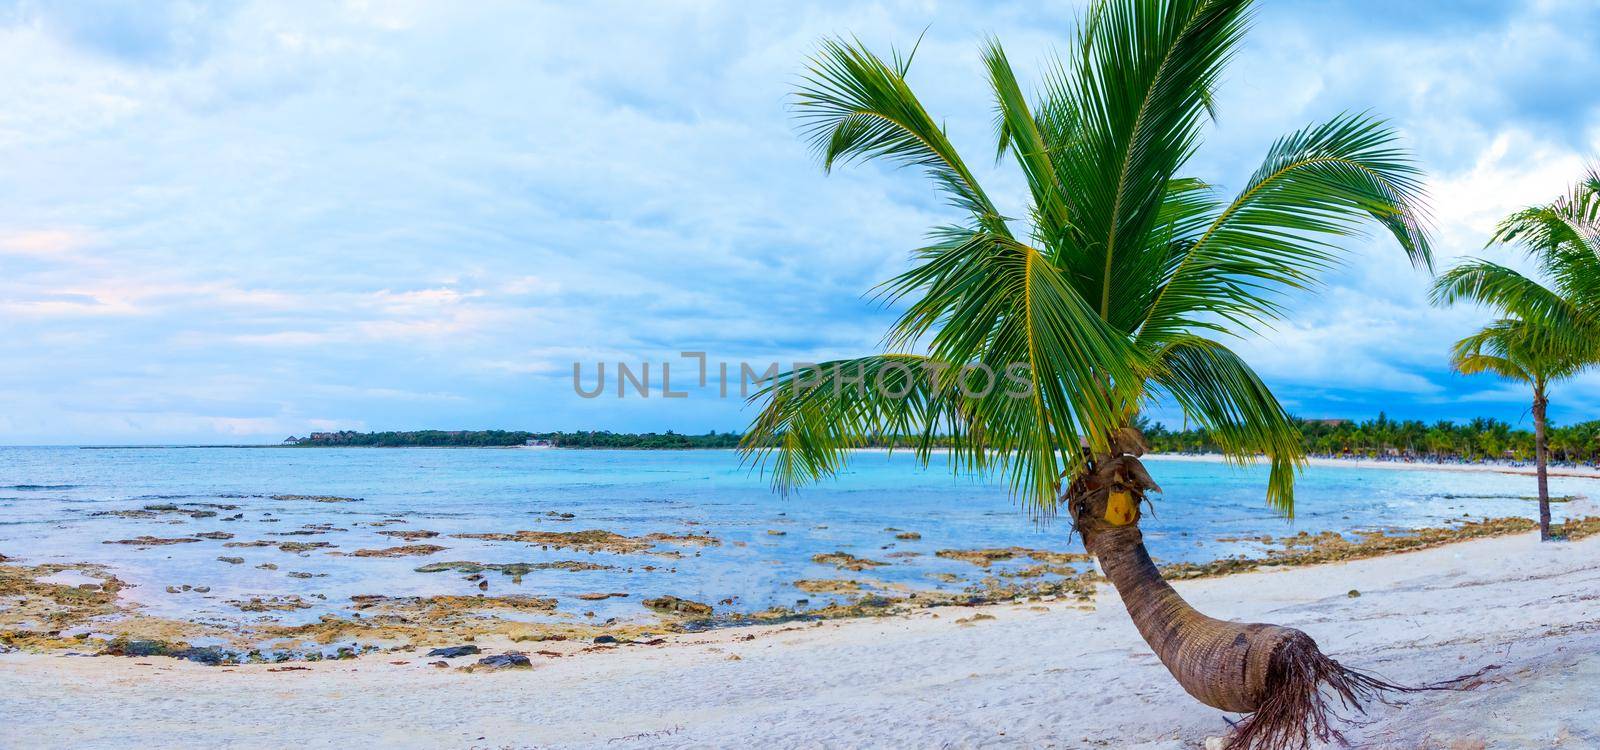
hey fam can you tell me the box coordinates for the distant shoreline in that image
[1143,452,1600,480]
[59,444,1600,479]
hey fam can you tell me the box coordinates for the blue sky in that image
[2,0,1599,444]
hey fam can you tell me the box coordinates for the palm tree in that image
[740,2,1433,747]
[1432,167,1600,540]
[1448,319,1585,537]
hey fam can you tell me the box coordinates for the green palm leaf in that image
[794,36,1005,232]
[1430,260,1594,356]
[740,354,967,492]
[1140,113,1433,343]
[1149,336,1302,513]
[1049,0,1250,323]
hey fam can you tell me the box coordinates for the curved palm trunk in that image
[1532,383,1551,541]
[1068,444,1408,750]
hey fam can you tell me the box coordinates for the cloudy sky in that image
[2,0,1599,444]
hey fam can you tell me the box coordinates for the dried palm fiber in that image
[1067,442,1426,750]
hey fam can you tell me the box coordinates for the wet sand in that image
[4,529,1595,749]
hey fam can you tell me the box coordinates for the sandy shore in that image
[3,531,1595,749]
[848,446,1600,480]
[1144,451,1600,480]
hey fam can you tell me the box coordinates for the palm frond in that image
[1150,335,1303,514]
[794,37,1005,232]
[982,39,1073,245]
[1139,113,1433,343]
[1430,261,1592,354]
[1048,0,1252,323]
[1450,318,1588,385]
[740,355,968,494]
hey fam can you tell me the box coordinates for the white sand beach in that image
[3,529,1595,749]
[1148,452,1600,480]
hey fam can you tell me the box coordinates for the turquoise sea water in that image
[0,447,1592,629]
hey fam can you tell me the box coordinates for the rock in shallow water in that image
[102,639,228,665]
[642,595,713,617]
[425,645,481,658]
[475,652,532,670]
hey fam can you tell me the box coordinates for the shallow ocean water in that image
[0,446,1592,628]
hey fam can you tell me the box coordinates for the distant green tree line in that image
[1143,413,1600,464]
[283,429,747,449]
[287,416,1600,463]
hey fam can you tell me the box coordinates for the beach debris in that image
[268,524,347,536]
[230,595,313,612]
[102,536,201,546]
[593,635,618,644]
[793,579,865,594]
[348,593,558,613]
[430,661,449,668]
[473,652,532,671]
[217,556,245,565]
[224,540,336,553]
[936,547,1089,568]
[93,503,225,520]
[103,638,227,665]
[413,560,614,585]
[278,541,334,553]
[642,595,713,617]
[449,529,719,554]
[377,530,439,541]
[269,495,361,503]
[1160,516,1600,580]
[1347,589,1361,598]
[811,551,888,571]
[350,544,447,558]
[425,645,481,658]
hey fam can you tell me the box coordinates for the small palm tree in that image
[741,1,1432,747]
[1448,319,1586,538]
[1432,167,1600,540]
